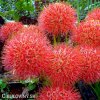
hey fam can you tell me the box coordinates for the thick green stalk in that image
[57,35,61,43]
[53,35,57,45]
[65,35,68,43]
[90,83,100,100]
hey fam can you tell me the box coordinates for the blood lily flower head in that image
[79,46,100,83]
[37,86,81,100]
[47,43,82,87]
[0,22,23,42]
[2,31,53,80]
[20,25,44,36]
[71,20,100,47]
[38,2,76,36]
[86,8,100,21]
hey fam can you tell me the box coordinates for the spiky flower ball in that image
[20,25,41,34]
[38,2,76,35]
[72,20,100,47]
[79,46,100,83]
[37,86,81,100]
[47,43,82,87]
[4,25,44,43]
[2,31,53,79]
[20,25,44,37]
[0,22,23,42]
[86,8,100,21]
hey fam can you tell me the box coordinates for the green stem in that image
[90,0,92,10]
[90,84,100,99]
[87,0,90,11]
[65,35,69,44]
[57,35,61,43]
[94,0,97,8]
[53,35,57,45]
[94,0,97,3]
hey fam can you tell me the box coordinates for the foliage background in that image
[0,0,100,22]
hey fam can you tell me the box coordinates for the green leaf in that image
[27,83,36,91]
[0,79,3,84]
[0,79,7,90]
[1,83,7,90]
[0,12,5,17]
[31,78,39,83]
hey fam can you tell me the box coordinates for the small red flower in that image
[0,22,23,42]
[71,20,100,47]
[37,86,81,100]
[38,2,76,36]
[86,8,100,21]
[79,46,100,83]
[47,43,82,87]
[2,31,53,79]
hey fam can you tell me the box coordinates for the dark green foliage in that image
[0,79,7,91]
[91,82,100,100]
[0,0,100,21]
[0,0,36,20]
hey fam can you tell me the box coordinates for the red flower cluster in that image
[79,46,100,83]
[37,86,80,100]
[0,22,23,42]
[2,31,53,79]
[72,20,100,47]
[47,43,82,87]
[86,8,100,21]
[38,2,76,35]
[1,2,100,99]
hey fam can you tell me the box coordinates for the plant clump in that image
[0,1,100,100]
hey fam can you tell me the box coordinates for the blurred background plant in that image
[0,0,100,23]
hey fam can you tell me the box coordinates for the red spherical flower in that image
[86,8,100,21]
[20,25,43,36]
[71,20,100,47]
[2,31,53,79]
[37,86,81,100]
[79,46,100,83]
[47,43,82,87]
[20,25,47,40]
[0,22,23,42]
[28,25,43,33]
[38,2,76,36]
